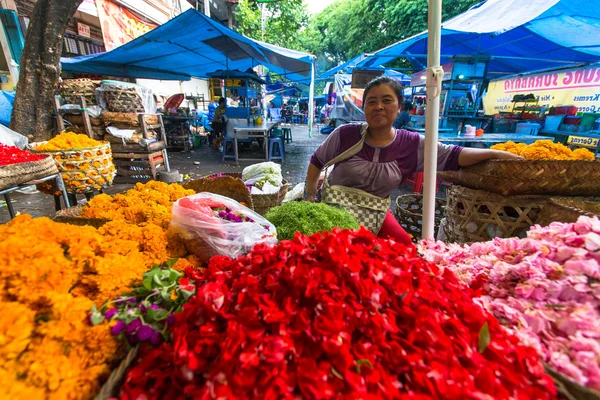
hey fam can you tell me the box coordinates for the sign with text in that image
[351,69,384,89]
[567,135,599,149]
[96,0,158,51]
[410,63,453,87]
[77,22,91,38]
[483,65,600,115]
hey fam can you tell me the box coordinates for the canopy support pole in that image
[422,0,443,240]
[308,60,315,137]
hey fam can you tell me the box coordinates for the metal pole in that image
[204,0,210,17]
[422,0,443,240]
[308,60,315,137]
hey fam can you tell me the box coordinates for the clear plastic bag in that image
[242,162,283,187]
[283,182,304,203]
[0,124,28,149]
[170,193,277,262]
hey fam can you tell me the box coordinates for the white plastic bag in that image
[242,162,283,187]
[170,193,277,261]
[283,182,304,203]
[0,124,28,149]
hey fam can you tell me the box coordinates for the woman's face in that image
[363,84,401,130]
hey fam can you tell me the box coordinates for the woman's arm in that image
[303,163,321,201]
[458,148,523,167]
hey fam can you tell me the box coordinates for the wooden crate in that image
[113,151,165,184]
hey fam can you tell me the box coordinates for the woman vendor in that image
[303,76,522,245]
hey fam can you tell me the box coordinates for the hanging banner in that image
[96,0,158,52]
[483,65,600,115]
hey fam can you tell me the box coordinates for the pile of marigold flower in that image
[491,139,595,160]
[0,214,192,399]
[120,228,556,399]
[35,132,104,151]
[82,181,194,229]
[420,216,600,390]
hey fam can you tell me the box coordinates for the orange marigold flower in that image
[491,139,595,160]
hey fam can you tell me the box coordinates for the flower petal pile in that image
[121,228,555,399]
[420,216,600,390]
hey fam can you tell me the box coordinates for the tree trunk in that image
[10,0,83,141]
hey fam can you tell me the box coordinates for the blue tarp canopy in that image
[61,9,314,82]
[357,0,600,78]
[319,54,369,80]
[318,54,411,84]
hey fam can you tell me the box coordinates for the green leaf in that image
[331,367,344,380]
[142,276,153,290]
[89,305,105,326]
[164,258,179,269]
[153,273,164,287]
[478,322,491,353]
[355,359,373,374]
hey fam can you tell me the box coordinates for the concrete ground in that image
[0,124,425,223]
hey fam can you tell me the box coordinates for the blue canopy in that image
[318,54,410,84]
[61,9,314,82]
[357,0,600,77]
[319,54,369,80]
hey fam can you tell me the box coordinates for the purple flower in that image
[137,324,155,341]
[225,207,231,213]
[150,331,163,346]
[125,318,142,335]
[167,314,176,326]
[150,304,159,311]
[126,297,137,304]
[105,308,118,319]
[139,304,147,314]
[111,320,126,336]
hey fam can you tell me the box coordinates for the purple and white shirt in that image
[310,124,463,198]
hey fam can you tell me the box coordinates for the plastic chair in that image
[282,127,293,143]
[268,137,284,161]
[404,172,444,194]
[222,137,236,161]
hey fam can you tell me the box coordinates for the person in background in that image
[393,101,414,129]
[210,97,226,145]
[304,76,522,245]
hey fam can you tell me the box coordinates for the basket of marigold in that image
[438,140,600,196]
[29,132,116,194]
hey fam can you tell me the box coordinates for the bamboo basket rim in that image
[29,141,111,153]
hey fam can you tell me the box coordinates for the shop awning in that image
[60,9,315,82]
[356,0,600,77]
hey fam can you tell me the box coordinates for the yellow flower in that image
[36,132,104,151]
[491,140,595,160]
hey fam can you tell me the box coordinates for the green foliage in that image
[234,0,309,51]
[265,201,360,240]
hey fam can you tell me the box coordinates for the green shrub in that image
[265,201,360,241]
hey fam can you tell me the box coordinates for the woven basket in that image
[102,112,159,127]
[183,174,253,209]
[94,346,139,400]
[53,204,110,228]
[545,365,600,400]
[535,197,600,227]
[252,180,290,215]
[444,185,549,244]
[0,155,58,191]
[438,159,600,196]
[30,142,116,194]
[102,86,145,113]
[60,78,98,105]
[393,194,446,242]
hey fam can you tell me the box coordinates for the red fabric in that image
[378,210,413,246]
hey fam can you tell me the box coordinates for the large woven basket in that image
[60,78,98,105]
[252,179,290,215]
[53,204,111,228]
[102,112,159,127]
[94,346,139,400]
[183,174,254,209]
[393,194,446,241]
[30,142,116,194]
[535,197,600,227]
[438,159,600,196]
[445,185,549,244]
[545,365,600,400]
[0,155,58,191]
[102,86,145,113]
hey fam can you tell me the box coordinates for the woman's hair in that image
[361,76,404,109]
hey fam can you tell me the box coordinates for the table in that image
[433,134,554,148]
[408,127,455,135]
[233,121,279,162]
[1,173,70,219]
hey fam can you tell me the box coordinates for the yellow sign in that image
[483,65,600,115]
[567,135,599,149]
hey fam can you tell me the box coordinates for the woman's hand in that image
[493,151,524,160]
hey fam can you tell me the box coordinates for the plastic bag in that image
[242,162,283,187]
[283,182,304,203]
[0,124,28,149]
[170,193,277,262]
